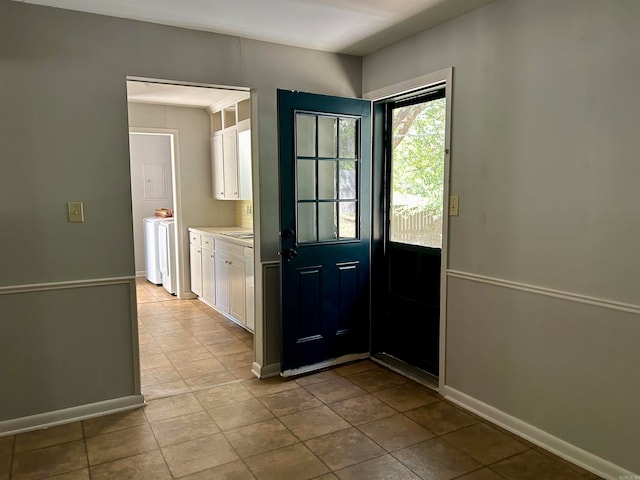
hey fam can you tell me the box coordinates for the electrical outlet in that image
[449,195,459,216]
[67,202,84,223]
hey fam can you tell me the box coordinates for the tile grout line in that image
[8,434,15,480]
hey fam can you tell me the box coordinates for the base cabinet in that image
[201,247,216,305]
[229,258,246,324]
[190,232,215,305]
[189,228,254,332]
[189,244,203,297]
[214,242,246,326]
[214,253,231,313]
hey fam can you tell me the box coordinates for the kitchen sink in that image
[221,232,254,239]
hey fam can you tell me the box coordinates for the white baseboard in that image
[251,362,281,379]
[0,395,145,437]
[442,386,636,480]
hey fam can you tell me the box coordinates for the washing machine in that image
[143,216,165,284]
[158,218,177,295]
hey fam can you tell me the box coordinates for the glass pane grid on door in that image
[295,112,359,243]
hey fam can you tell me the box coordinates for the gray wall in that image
[0,1,361,427]
[0,282,136,422]
[363,0,640,473]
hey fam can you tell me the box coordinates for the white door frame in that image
[128,129,181,295]
[364,67,454,391]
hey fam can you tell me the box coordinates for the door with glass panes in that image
[278,90,371,374]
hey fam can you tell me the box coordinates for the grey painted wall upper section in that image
[0,1,362,287]
[364,0,640,305]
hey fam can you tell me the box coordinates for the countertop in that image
[188,226,253,248]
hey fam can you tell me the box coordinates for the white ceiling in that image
[14,0,495,55]
[126,81,247,109]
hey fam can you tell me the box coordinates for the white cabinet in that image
[189,230,216,307]
[189,243,202,297]
[214,252,230,313]
[189,228,254,332]
[237,129,252,200]
[229,258,246,323]
[201,245,216,305]
[210,94,252,201]
[211,128,251,201]
[222,129,239,199]
[214,240,246,327]
[212,133,225,199]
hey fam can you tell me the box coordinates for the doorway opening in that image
[371,82,450,388]
[126,78,258,397]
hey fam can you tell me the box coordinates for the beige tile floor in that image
[0,278,603,480]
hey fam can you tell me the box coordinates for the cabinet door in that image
[202,248,216,304]
[189,244,202,297]
[237,129,252,200]
[222,129,239,199]
[214,252,230,313]
[212,134,225,199]
[229,255,246,324]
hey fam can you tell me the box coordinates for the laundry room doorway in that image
[128,131,176,285]
[126,78,258,398]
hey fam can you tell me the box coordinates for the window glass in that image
[339,118,357,158]
[390,98,446,248]
[338,161,356,199]
[296,114,316,157]
[339,202,357,239]
[297,159,316,200]
[318,117,337,158]
[318,160,337,200]
[318,203,337,241]
[297,203,317,243]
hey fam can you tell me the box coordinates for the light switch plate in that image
[67,202,84,223]
[449,195,459,216]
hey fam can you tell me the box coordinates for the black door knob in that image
[280,248,297,261]
[281,229,295,239]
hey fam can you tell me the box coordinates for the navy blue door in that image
[278,90,371,374]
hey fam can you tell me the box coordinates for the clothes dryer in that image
[143,216,164,284]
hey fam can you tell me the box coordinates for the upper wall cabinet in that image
[211,96,252,201]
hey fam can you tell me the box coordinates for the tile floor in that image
[0,278,603,479]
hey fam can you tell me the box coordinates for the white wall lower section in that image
[0,278,141,427]
[443,386,636,480]
[445,273,640,475]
